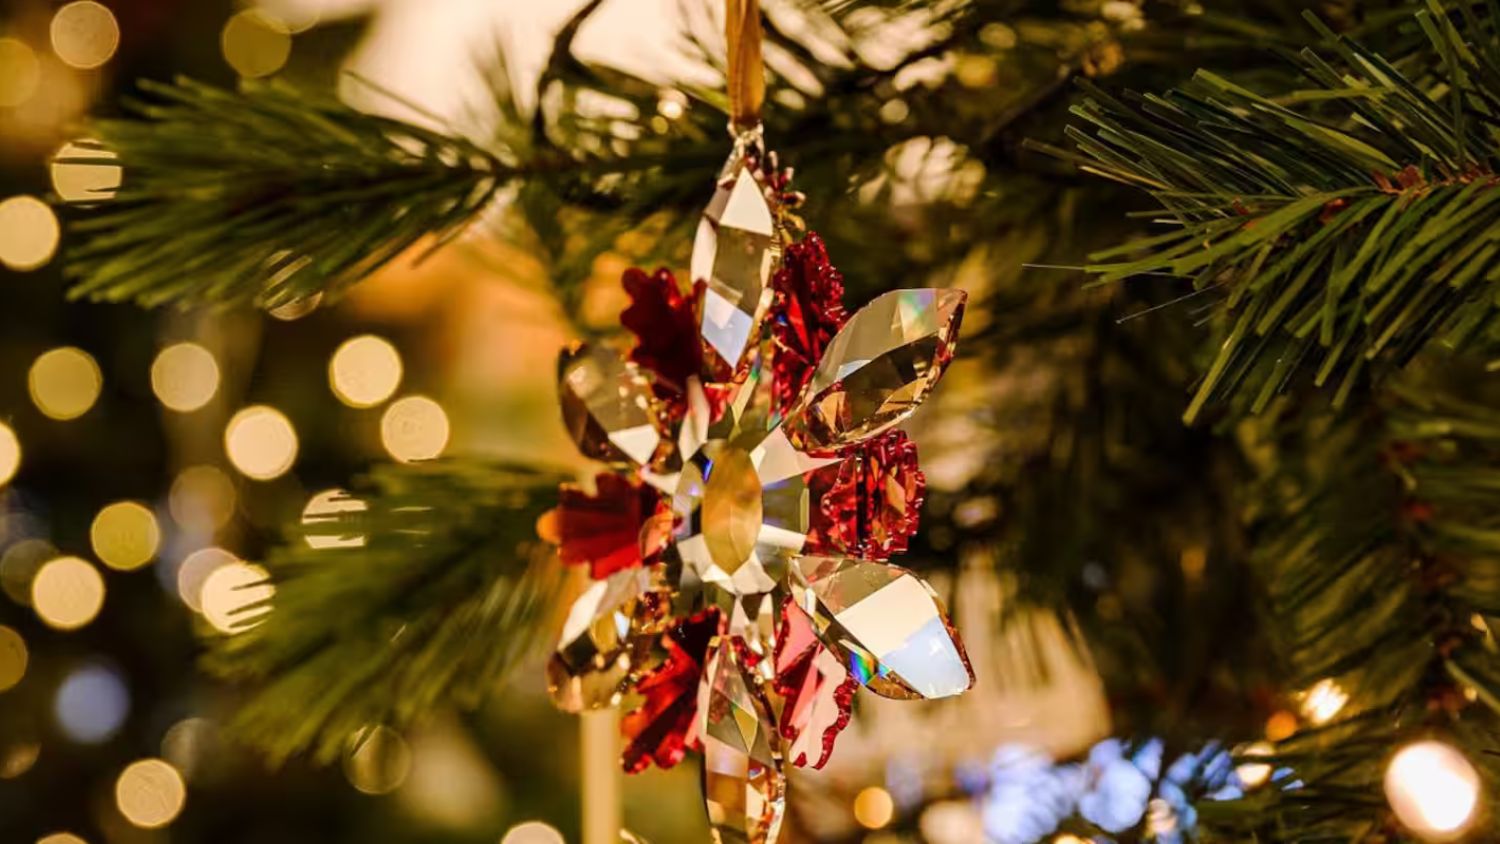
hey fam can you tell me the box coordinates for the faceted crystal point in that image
[547,567,658,713]
[700,635,787,844]
[785,288,967,452]
[787,556,974,700]
[773,600,856,769]
[559,343,668,466]
[692,158,780,376]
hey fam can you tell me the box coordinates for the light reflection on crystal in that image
[558,343,666,466]
[788,556,972,700]
[699,636,786,844]
[547,568,658,713]
[692,154,780,375]
[786,288,966,451]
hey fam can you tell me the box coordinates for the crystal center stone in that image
[702,447,763,575]
[673,425,818,597]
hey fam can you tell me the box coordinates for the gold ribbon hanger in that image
[725,0,765,131]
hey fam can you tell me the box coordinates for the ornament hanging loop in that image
[726,0,765,131]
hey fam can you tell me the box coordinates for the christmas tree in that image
[1,0,1498,842]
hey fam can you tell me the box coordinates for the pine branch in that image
[1201,374,1500,841]
[1063,2,1500,422]
[202,459,568,765]
[64,78,512,308]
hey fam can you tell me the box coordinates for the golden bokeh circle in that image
[0,422,20,487]
[301,488,367,550]
[115,758,186,829]
[343,725,411,795]
[854,786,895,830]
[0,196,61,272]
[199,562,272,633]
[224,406,298,480]
[31,556,105,631]
[151,343,220,412]
[0,625,27,692]
[36,834,88,844]
[500,821,566,844]
[380,396,450,462]
[28,347,102,420]
[169,466,236,532]
[221,10,291,79]
[329,334,402,408]
[50,1,119,69]
[50,141,122,203]
[0,39,41,108]
[175,547,237,612]
[90,501,161,571]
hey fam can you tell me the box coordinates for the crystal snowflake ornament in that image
[542,129,972,844]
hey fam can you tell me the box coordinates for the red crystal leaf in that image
[772,599,856,769]
[770,233,848,416]
[805,430,926,561]
[621,608,723,773]
[621,267,702,410]
[556,473,666,579]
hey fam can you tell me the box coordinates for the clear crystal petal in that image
[558,343,666,465]
[693,159,780,375]
[787,555,974,700]
[699,636,787,844]
[785,288,966,451]
[546,567,657,712]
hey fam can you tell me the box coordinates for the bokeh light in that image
[1264,709,1298,742]
[50,2,119,69]
[329,334,403,408]
[302,488,367,549]
[500,821,566,844]
[29,347,102,420]
[1385,740,1480,842]
[225,406,298,480]
[0,421,20,487]
[343,725,411,795]
[169,466,236,532]
[175,547,237,612]
[54,663,129,743]
[0,625,27,692]
[854,786,895,829]
[1,742,40,779]
[31,556,105,630]
[151,343,220,412]
[50,141,122,203]
[0,39,42,107]
[161,717,218,782]
[1299,678,1348,726]
[1,538,55,604]
[199,562,272,633]
[90,501,161,571]
[381,396,449,462]
[115,758,186,829]
[1235,742,1274,790]
[37,834,87,844]
[0,196,61,272]
[221,10,291,79]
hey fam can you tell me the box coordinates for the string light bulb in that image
[1384,740,1481,842]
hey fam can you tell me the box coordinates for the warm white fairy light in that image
[115,758,186,828]
[1299,678,1348,725]
[224,406,298,480]
[329,334,402,408]
[1384,740,1481,842]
